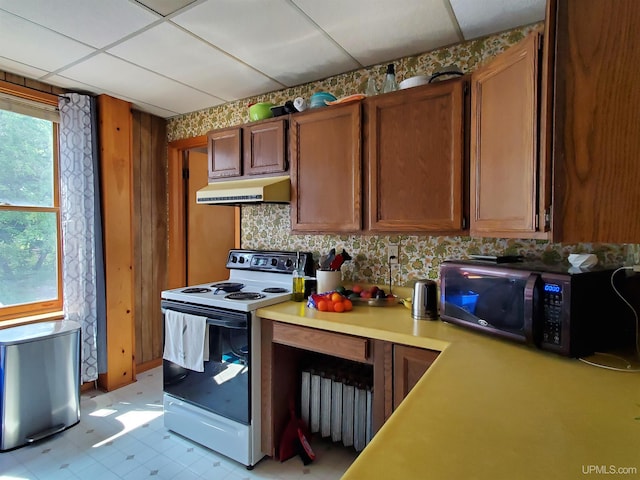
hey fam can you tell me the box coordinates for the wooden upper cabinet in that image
[208,118,287,181]
[365,79,467,233]
[470,32,548,238]
[243,118,287,176]
[207,126,242,179]
[550,0,640,243]
[290,102,362,233]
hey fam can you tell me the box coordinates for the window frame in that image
[0,81,63,322]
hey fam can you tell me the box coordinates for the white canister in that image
[316,270,342,294]
[293,97,308,111]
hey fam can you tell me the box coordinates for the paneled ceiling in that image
[0,0,545,118]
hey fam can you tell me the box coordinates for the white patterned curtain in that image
[58,93,106,383]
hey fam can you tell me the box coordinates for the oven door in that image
[161,300,251,425]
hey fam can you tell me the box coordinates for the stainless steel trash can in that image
[0,320,81,451]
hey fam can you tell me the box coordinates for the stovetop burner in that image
[181,287,211,294]
[224,292,266,300]
[211,282,244,293]
[262,287,289,293]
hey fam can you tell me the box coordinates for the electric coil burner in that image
[161,249,314,469]
[181,287,211,294]
[211,282,245,293]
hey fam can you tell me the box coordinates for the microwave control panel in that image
[542,283,563,345]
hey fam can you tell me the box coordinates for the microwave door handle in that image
[523,273,543,346]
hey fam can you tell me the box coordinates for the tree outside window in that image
[0,108,62,318]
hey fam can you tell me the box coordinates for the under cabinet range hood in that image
[196,175,290,205]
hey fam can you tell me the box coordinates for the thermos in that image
[412,279,438,320]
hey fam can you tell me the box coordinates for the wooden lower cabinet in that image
[260,320,438,456]
[392,344,439,410]
[261,320,379,456]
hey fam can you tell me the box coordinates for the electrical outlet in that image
[388,244,399,264]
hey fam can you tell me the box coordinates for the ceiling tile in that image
[0,0,548,118]
[55,54,223,114]
[45,74,112,97]
[293,0,461,67]
[108,23,284,101]
[0,0,159,48]
[0,56,49,80]
[0,10,95,71]
[47,73,180,117]
[172,0,361,86]
[450,0,545,39]
[112,95,181,118]
[134,0,197,17]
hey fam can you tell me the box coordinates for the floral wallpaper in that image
[240,204,632,287]
[167,24,635,287]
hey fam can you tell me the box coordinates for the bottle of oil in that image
[292,252,305,302]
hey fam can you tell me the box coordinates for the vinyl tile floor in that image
[0,367,358,480]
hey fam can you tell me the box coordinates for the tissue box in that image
[568,254,598,268]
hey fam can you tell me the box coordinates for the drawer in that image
[272,322,370,363]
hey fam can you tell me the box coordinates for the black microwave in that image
[440,260,635,357]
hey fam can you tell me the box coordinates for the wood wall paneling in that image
[132,110,167,368]
[97,94,135,391]
[0,69,67,96]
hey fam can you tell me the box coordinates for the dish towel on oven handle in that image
[163,310,210,372]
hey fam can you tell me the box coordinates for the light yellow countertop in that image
[256,301,640,480]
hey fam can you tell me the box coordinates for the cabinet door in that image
[243,118,287,176]
[470,33,545,238]
[551,0,640,243]
[366,79,466,233]
[207,127,242,179]
[392,345,438,410]
[290,103,362,233]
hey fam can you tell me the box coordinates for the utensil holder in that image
[316,270,342,294]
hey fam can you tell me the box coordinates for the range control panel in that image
[225,249,314,276]
[542,282,563,345]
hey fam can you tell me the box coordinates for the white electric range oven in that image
[160,249,313,469]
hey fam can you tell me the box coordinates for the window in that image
[0,82,62,321]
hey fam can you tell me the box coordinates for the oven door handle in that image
[162,306,248,330]
[206,318,247,330]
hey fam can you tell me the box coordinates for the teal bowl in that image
[249,102,275,121]
[310,92,337,108]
